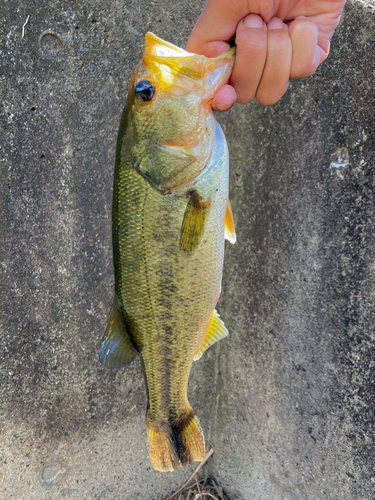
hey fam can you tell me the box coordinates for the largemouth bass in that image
[100,33,236,472]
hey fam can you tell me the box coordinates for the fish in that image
[99,32,236,472]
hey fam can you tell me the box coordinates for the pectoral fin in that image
[194,310,228,361]
[225,199,236,244]
[180,190,211,254]
[99,298,138,367]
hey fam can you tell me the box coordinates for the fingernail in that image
[268,17,284,30]
[243,14,264,29]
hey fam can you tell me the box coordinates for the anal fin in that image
[225,198,236,244]
[194,309,228,361]
[180,190,211,254]
[99,297,138,367]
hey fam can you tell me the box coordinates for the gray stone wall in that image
[1,1,374,499]
[214,2,375,498]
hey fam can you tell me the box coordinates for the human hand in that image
[187,0,347,110]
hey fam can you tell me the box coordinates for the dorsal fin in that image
[225,199,236,244]
[194,310,228,361]
[99,297,138,367]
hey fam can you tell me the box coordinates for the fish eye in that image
[135,80,156,102]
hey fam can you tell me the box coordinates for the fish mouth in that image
[142,32,236,96]
[144,32,236,66]
[145,32,188,58]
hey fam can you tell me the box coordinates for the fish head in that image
[130,32,235,194]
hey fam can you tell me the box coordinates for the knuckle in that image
[268,33,290,54]
[236,26,266,53]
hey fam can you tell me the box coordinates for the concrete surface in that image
[0,0,374,499]
[213,2,375,499]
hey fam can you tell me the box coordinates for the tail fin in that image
[146,408,205,472]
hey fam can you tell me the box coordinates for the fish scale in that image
[100,33,236,472]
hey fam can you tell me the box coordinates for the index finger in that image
[186,0,251,56]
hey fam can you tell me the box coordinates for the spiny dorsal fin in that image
[99,297,138,367]
[194,310,228,361]
[225,198,236,244]
[180,190,211,254]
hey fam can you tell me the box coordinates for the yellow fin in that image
[225,198,236,244]
[146,420,181,472]
[99,297,138,367]
[146,407,205,472]
[177,410,205,466]
[194,310,228,361]
[180,191,211,254]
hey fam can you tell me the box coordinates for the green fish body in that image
[100,33,236,472]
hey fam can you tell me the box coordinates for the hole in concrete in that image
[40,33,65,59]
[41,465,60,483]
